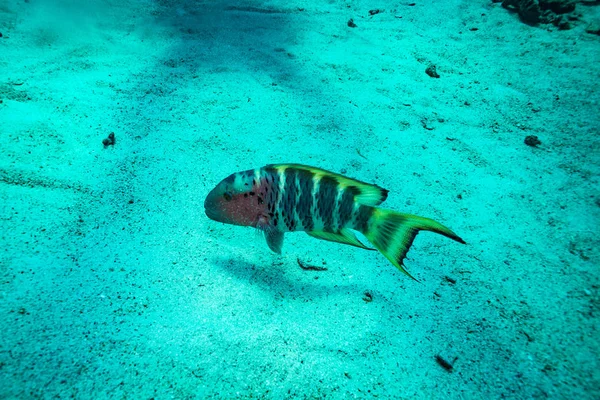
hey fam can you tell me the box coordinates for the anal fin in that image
[307,229,375,250]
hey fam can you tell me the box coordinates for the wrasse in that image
[204,164,465,280]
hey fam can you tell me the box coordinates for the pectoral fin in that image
[308,229,375,250]
[264,227,284,254]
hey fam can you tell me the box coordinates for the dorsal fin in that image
[268,164,388,206]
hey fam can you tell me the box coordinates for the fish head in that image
[204,169,265,227]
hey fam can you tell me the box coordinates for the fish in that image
[204,164,465,280]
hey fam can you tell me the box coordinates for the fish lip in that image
[204,208,221,221]
[204,191,220,221]
[203,201,218,219]
[204,196,226,222]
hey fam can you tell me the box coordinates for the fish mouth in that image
[204,191,222,222]
[204,207,223,222]
[204,199,221,221]
[204,196,228,223]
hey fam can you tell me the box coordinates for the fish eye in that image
[223,192,233,201]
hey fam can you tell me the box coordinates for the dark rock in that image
[503,0,546,24]
[542,0,575,14]
[103,132,116,147]
[425,65,440,78]
[556,17,571,29]
[501,0,576,26]
[586,23,600,35]
[524,135,542,147]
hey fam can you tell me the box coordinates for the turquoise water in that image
[1,0,599,398]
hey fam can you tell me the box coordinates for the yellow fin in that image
[364,209,466,281]
[270,164,388,206]
[308,229,375,250]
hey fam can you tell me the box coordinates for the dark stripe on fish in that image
[398,228,418,266]
[377,217,398,253]
[282,168,298,231]
[262,166,279,215]
[241,169,254,183]
[223,173,236,185]
[261,166,280,227]
[338,186,359,230]
[354,205,374,234]
[297,168,315,231]
[377,213,409,256]
[317,176,338,232]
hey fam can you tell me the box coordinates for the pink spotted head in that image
[204,168,267,227]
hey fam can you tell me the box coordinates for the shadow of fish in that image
[204,164,465,280]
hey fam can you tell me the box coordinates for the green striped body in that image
[256,164,385,235]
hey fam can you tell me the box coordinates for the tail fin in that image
[363,208,466,281]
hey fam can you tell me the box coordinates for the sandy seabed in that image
[1,0,599,398]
